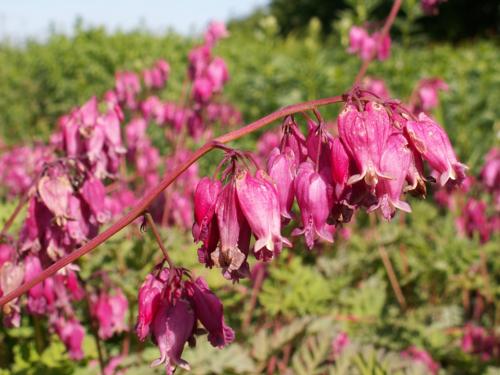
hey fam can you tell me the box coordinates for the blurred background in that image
[0,1,499,374]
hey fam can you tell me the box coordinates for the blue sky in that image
[0,0,269,40]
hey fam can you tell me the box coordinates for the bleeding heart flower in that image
[405,113,467,186]
[267,147,296,219]
[235,170,291,260]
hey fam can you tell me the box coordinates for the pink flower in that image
[235,170,291,259]
[207,57,229,92]
[187,277,234,348]
[338,102,392,186]
[330,137,351,199]
[267,147,297,219]
[193,177,222,267]
[192,77,213,103]
[461,324,495,361]
[480,148,500,193]
[24,255,54,314]
[293,162,334,249]
[348,26,369,54]
[54,317,86,360]
[374,32,391,60]
[456,199,491,243]
[115,71,141,109]
[151,299,195,375]
[331,332,350,358]
[416,78,449,112]
[81,176,110,224]
[0,244,14,268]
[136,273,165,341]
[37,166,73,226]
[92,289,128,340]
[362,77,390,98]
[214,181,251,275]
[405,113,467,186]
[421,0,446,15]
[205,21,229,46]
[188,45,212,80]
[372,134,412,220]
[401,346,440,374]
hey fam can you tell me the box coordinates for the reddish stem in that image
[353,0,403,85]
[144,212,174,269]
[0,95,343,307]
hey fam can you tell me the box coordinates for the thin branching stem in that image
[144,212,174,269]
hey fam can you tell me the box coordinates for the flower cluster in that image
[192,90,466,282]
[348,26,391,61]
[136,267,234,374]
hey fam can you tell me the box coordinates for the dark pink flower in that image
[214,181,251,274]
[461,324,495,361]
[235,170,291,259]
[193,177,221,267]
[54,317,85,360]
[372,134,412,220]
[207,57,229,92]
[187,277,234,348]
[92,289,129,340]
[293,162,334,249]
[37,167,73,226]
[480,148,500,193]
[0,244,14,268]
[415,78,449,112]
[348,26,369,54]
[330,137,351,199]
[188,45,212,80]
[374,32,391,60]
[405,113,467,186]
[80,176,110,224]
[267,147,296,219]
[421,0,446,15]
[362,77,390,99]
[136,273,166,341]
[456,199,491,243]
[150,299,195,375]
[193,77,213,103]
[0,262,24,327]
[401,346,439,374]
[331,332,350,358]
[338,102,392,186]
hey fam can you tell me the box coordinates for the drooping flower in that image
[348,26,369,54]
[54,317,86,360]
[338,102,392,187]
[267,147,296,219]
[331,332,350,358]
[193,177,222,267]
[187,277,234,348]
[37,166,73,226]
[372,134,412,220]
[214,181,251,274]
[461,324,496,361]
[206,57,229,92]
[405,113,467,186]
[150,298,195,375]
[235,170,291,259]
[91,288,129,340]
[456,199,491,243]
[293,162,334,249]
[362,77,390,99]
[0,262,24,327]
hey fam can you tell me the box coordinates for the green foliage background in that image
[0,11,499,375]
